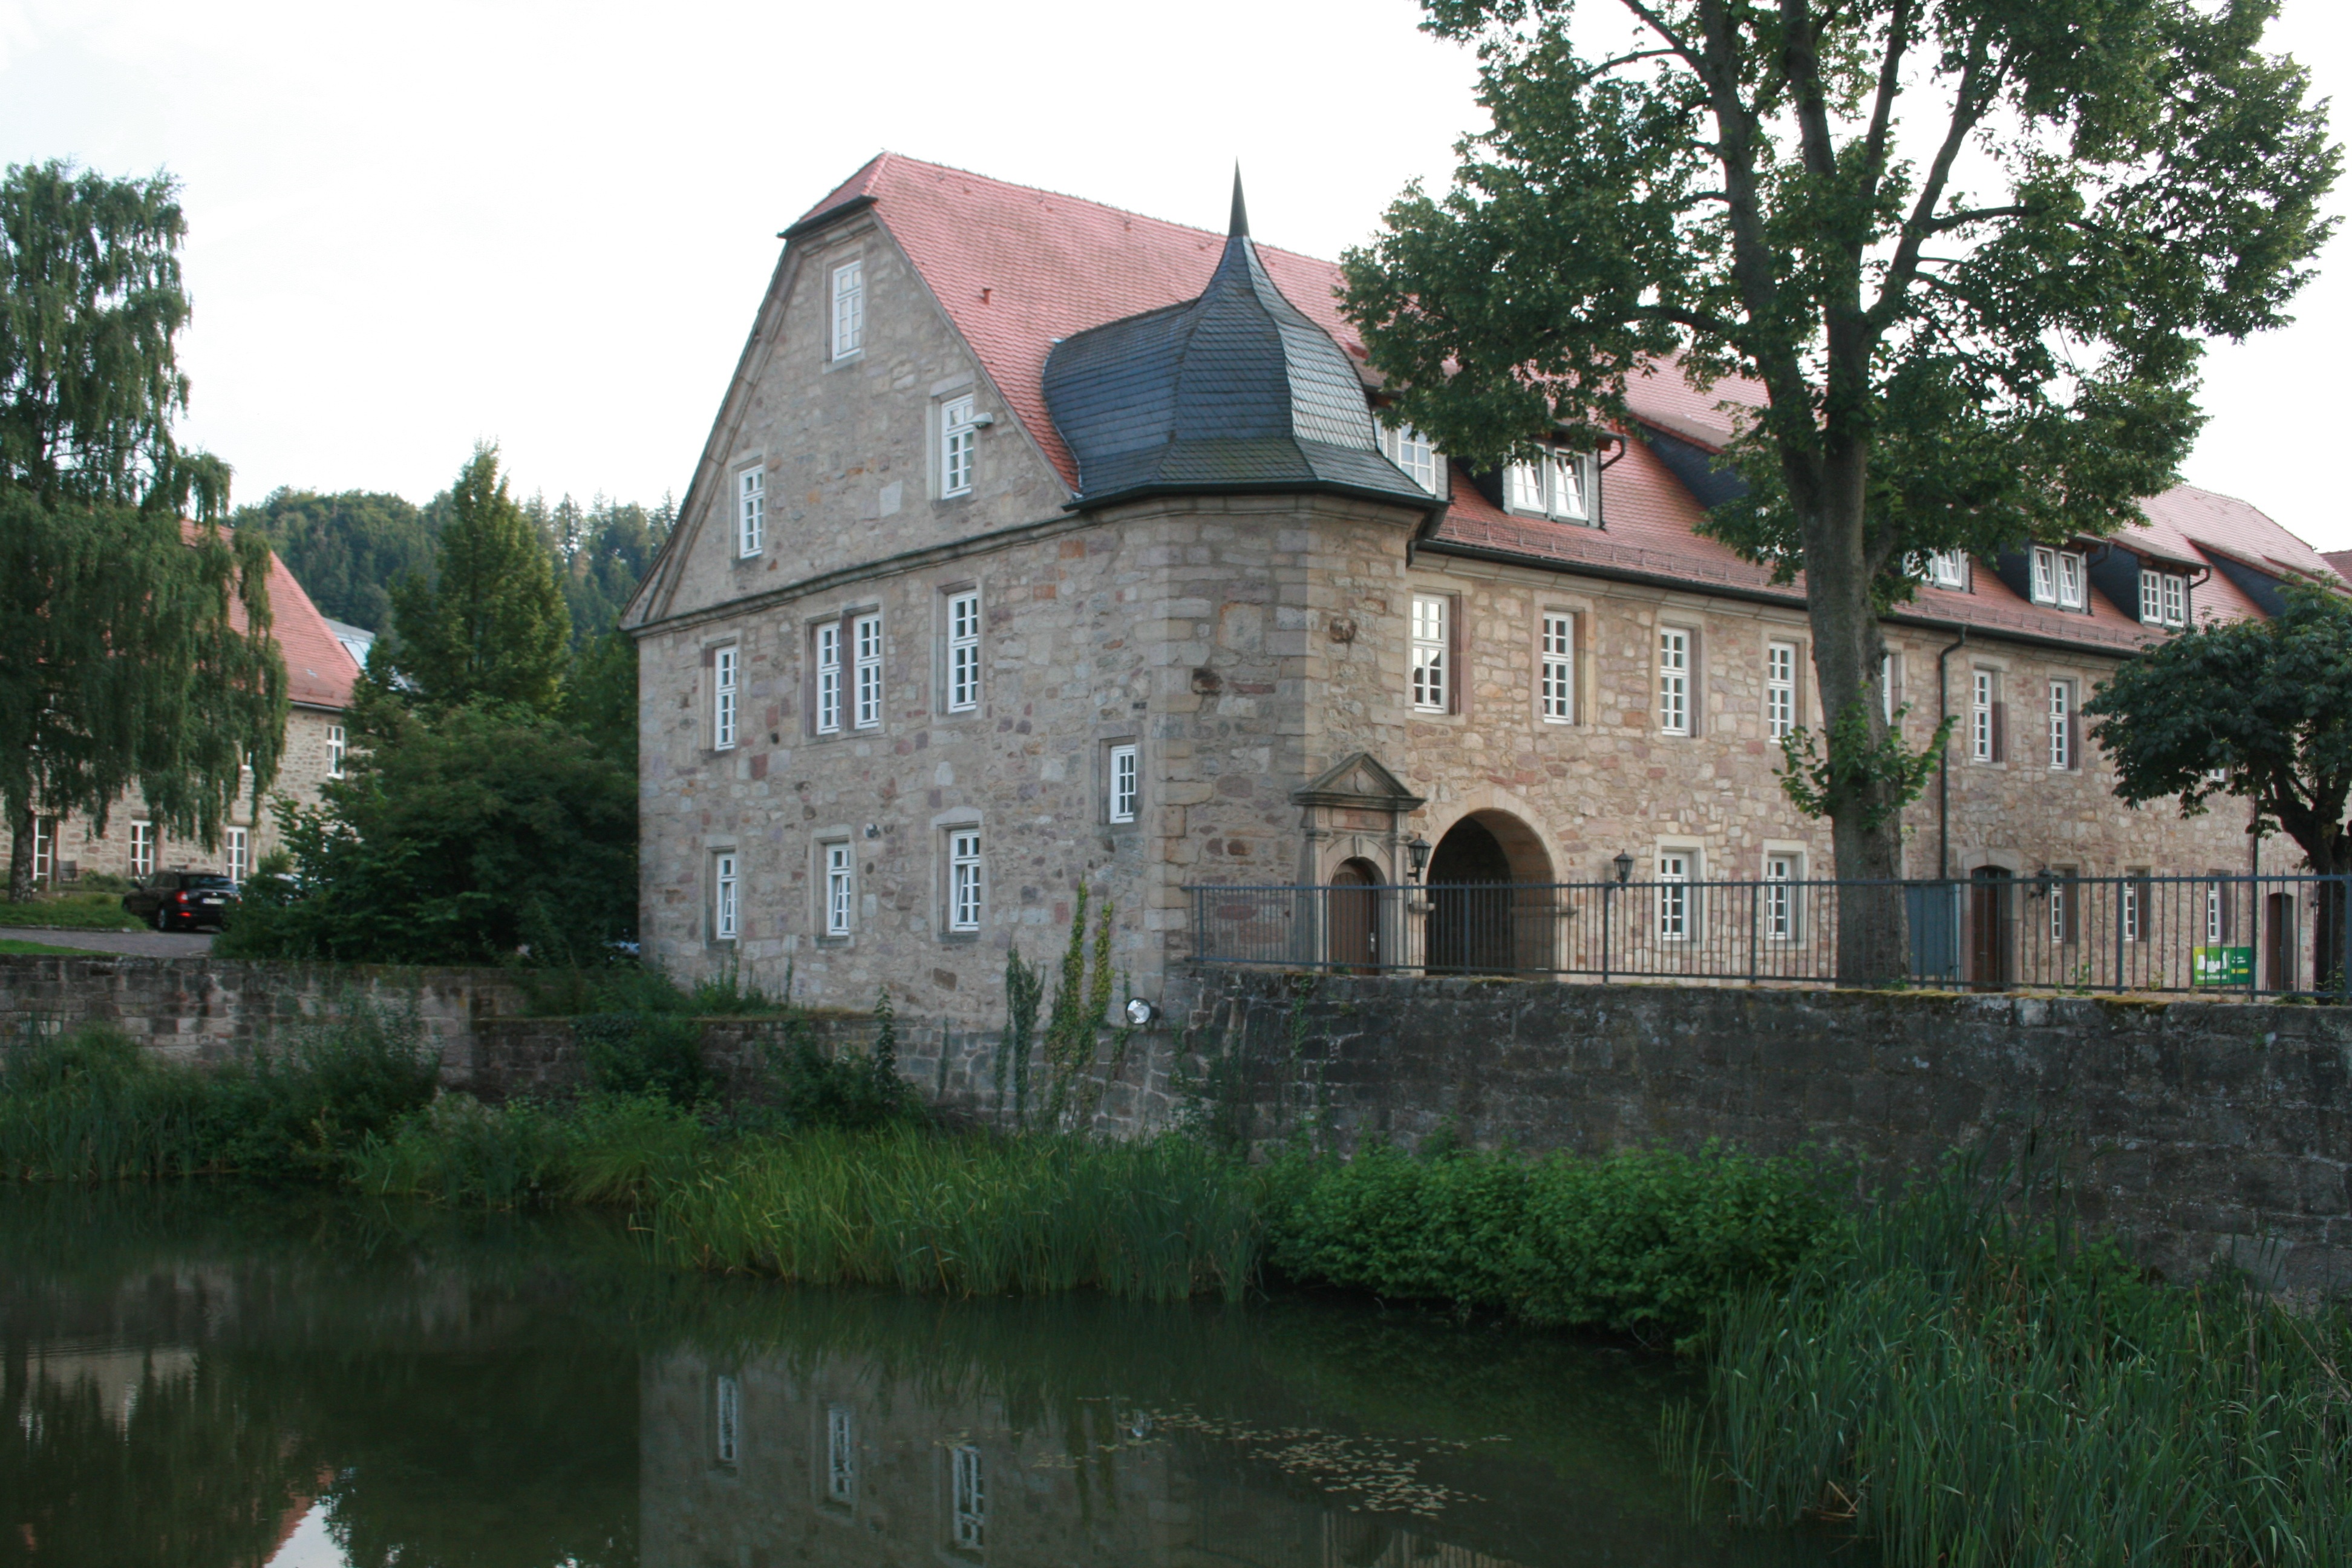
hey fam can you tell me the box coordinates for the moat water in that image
[0,1184,1852,1568]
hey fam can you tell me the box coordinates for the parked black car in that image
[122,872,240,932]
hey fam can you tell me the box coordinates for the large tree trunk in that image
[7,802,34,905]
[1799,443,1911,987]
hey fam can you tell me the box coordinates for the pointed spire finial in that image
[1229,164,1249,239]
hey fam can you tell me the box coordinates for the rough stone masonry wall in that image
[0,954,529,1088]
[1179,970,2352,1295]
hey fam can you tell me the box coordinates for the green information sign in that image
[2192,946,2254,987]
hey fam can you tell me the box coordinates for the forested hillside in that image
[238,486,671,647]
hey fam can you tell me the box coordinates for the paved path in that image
[0,927,213,958]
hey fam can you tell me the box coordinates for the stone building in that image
[12,534,359,898]
[624,154,2339,1013]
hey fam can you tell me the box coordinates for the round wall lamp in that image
[1123,998,1157,1027]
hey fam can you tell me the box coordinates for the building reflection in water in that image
[643,1348,1552,1568]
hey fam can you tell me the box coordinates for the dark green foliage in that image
[1678,1157,2352,1566]
[558,627,638,765]
[0,1011,437,1181]
[1,161,287,899]
[575,1013,707,1103]
[761,998,918,1133]
[348,1091,707,1209]
[215,699,635,965]
[521,491,674,649]
[2088,580,2352,877]
[232,486,437,633]
[1265,1140,1834,1343]
[999,942,1042,1127]
[386,446,571,711]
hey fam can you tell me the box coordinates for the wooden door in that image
[1327,860,1380,973]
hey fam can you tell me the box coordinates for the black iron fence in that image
[1186,874,2352,997]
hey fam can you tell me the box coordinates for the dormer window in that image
[1378,422,1442,495]
[2030,546,2087,610]
[1915,550,1969,590]
[1503,447,1595,524]
[2139,567,2188,627]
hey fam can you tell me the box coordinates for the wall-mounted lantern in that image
[1613,851,1636,886]
[1406,834,1432,883]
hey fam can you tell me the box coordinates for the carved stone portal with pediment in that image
[1291,752,1425,884]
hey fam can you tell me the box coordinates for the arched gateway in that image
[1426,810,1557,973]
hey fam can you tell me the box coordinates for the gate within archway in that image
[1425,812,1555,973]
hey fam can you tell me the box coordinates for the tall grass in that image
[1677,1158,2352,1567]
[348,1091,710,1208]
[0,1013,437,1181]
[655,1128,1260,1302]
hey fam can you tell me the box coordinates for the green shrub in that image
[575,1012,708,1103]
[759,998,918,1132]
[1266,1141,1833,1343]
[1679,1158,2352,1568]
[0,1010,438,1181]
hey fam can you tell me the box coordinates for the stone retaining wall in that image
[1177,972,2352,1295]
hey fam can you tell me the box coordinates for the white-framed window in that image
[2051,875,2071,944]
[326,724,347,779]
[1540,613,1575,722]
[1764,853,1802,941]
[1922,550,1969,589]
[2140,568,2188,627]
[948,829,983,933]
[2206,878,2227,944]
[129,821,155,879]
[2123,872,2149,944]
[950,1443,987,1552]
[1410,595,1449,713]
[945,590,981,712]
[2048,680,2072,770]
[852,613,883,730]
[1379,420,1440,494]
[2030,547,2056,604]
[1109,743,1138,824]
[825,1405,856,1506]
[1766,640,1797,739]
[1503,447,1595,522]
[824,842,854,938]
[714,1374,740,1466]
[30,817,53,883]
[1881,652,1900,725]
[737,466,765,557]
[1971,671,1995,762]
[830,259,864,360]
[941,396,978,498]
[713,645,739,750]
[713,852,739,942]
[2057,550,2085,610]
[226,826,249,884]
[1658,628,1691,736]
[814,623,843,734]
[1657,851,1691,942]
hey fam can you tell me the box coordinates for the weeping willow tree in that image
[0,160,285,900]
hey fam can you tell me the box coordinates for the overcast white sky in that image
[4,0,2346,555]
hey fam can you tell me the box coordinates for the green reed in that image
[1674,1158,2352,1568]
[652,1128,1261,1302]
[348,1091,710,1209]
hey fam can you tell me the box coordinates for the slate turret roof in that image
[1038,174,1434,514]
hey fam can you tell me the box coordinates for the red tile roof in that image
[2326,550,2352,586]
[184,522,359,710]
[801,154,2334,648]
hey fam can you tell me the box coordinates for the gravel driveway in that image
[0,927,214,958]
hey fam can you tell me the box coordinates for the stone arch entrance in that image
[1425,810,1556,973]
[1326,857,1383,972]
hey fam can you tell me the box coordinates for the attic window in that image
[2139,568,2187,627]
[2030,547,2087,610]
[1379,422,1441,495]
[1504,447,1595,524]
[1918,550,1968,590]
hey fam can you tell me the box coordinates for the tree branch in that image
[1870,23,2004,329]
[1779,0,1843,181]
[1924,204,2031,234]
[1615,0,1704,70]
[1860,0,1918,201]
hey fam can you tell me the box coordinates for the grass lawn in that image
[0,938,94,955]
[0,892,144,932]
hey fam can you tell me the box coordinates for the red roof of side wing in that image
[794,155,2333,642]
[183,522,360,710]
